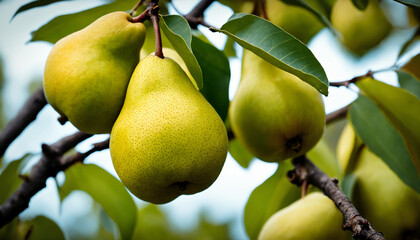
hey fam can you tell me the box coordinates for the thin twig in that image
[326,104,351,124]
[183,0,215,29]
[129,0,145,16]
[0,132,109,228]
[0,87,47,158]
[288,155,385,240]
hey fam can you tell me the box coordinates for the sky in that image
[0,0,418,239]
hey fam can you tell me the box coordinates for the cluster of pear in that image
[337,124,420,239]
[43,12,228,204]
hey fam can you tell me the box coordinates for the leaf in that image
[0,154,32,205]
[133,205,177,240]
[191,36,230,121]
[281,0,336,33]
[12,0,70,20]
[357,78,420,177]
[244,162,300,240]
[350,95,420,193]
[223,37,237,58]
[59,164,137,240]
[216,13,329,95]
[31,0,137,43]
[24,216,65,240]
[350,0,368,10]
[397,70,420,99]
[394,0,420,7]
[228,139,254,168]
[341,173,357,200]
[160,15,203,89]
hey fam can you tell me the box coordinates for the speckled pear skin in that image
[43,12,146,134]
[229,51,325,162]
[258,192,349,240]
[110,55,228,204]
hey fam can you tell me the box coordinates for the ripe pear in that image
[110,55,228,204]
[331,0,392,54]
[229,51,325,162]
[351,147,420,239]
[258,192,349,240]
[43,12,146,134]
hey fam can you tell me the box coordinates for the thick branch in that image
[184,0,215,29]
[288,155,385,240]
[0,87,47,157]
[0,132,111,228]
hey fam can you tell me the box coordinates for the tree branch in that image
[0,87,47,158]
[288,155,385,240]
[183,0,215,29]
[0,132,111,228]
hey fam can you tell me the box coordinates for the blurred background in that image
[0,0,418,239]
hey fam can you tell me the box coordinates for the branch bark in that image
[288,155,385,240]
[183,0,215,29]
[0,87,47,158]
[0,132,111,228]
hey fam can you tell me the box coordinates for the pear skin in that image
[229,50,325,162]
[258,192,349,240]
[43,12,146,134]
[352,147,420,239]
[110,55,228,204]
[331,0,392,54]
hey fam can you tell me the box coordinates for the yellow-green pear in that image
[331,0,392,54]
[229,51,325,162]
[258,192,349,240]
[352,147,420,239]
[336,123,362,173]
[110,55,228,204]
[43,12,146,134]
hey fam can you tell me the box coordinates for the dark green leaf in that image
[342,173,357,200]
[0,154,32,205]
[12,0,70,20]
[216,13,329,95]
[31,0,137,43]
[395,0,420,7]
[350,95,420,193]
[281,0,336,33]
[244,162,300,239]
[228,139,254,168]
[350,0,368,10]
[24,216,65,240]
[357,78,420,177]
[59,164,137,240]
[160,15,203,89]
[192,36,230,121]
[223,37,237,58]
[397,70,420,99]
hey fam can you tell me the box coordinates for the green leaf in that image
[350,95,420,193]
[30,0,136,43]
[0,216,64,240]
[59,164,137,240]
[342,173,357,200]
[281,0,336,33]
[357,78,420,177]
[228,139,254,168]
[244,162,300,240]
[397,70,420,99]
[223,37,237,58]
[216,13,329,95]
[0,154,32,205]
[12,0,70,20]
[350,0,368,10]
[160,15,203,89]
[395,0,420,7]
[133,205,176,240]
[191,36,230,121]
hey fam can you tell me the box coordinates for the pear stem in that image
[149,3,164,58]
[288,155,386,240]
[129,0,145,16]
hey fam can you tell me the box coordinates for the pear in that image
[43,12,146,134]
[352,147,420,239]
[229,51,325,162]
[258,192,349,240]
[331,0,392,54]
[110,55,228,204]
